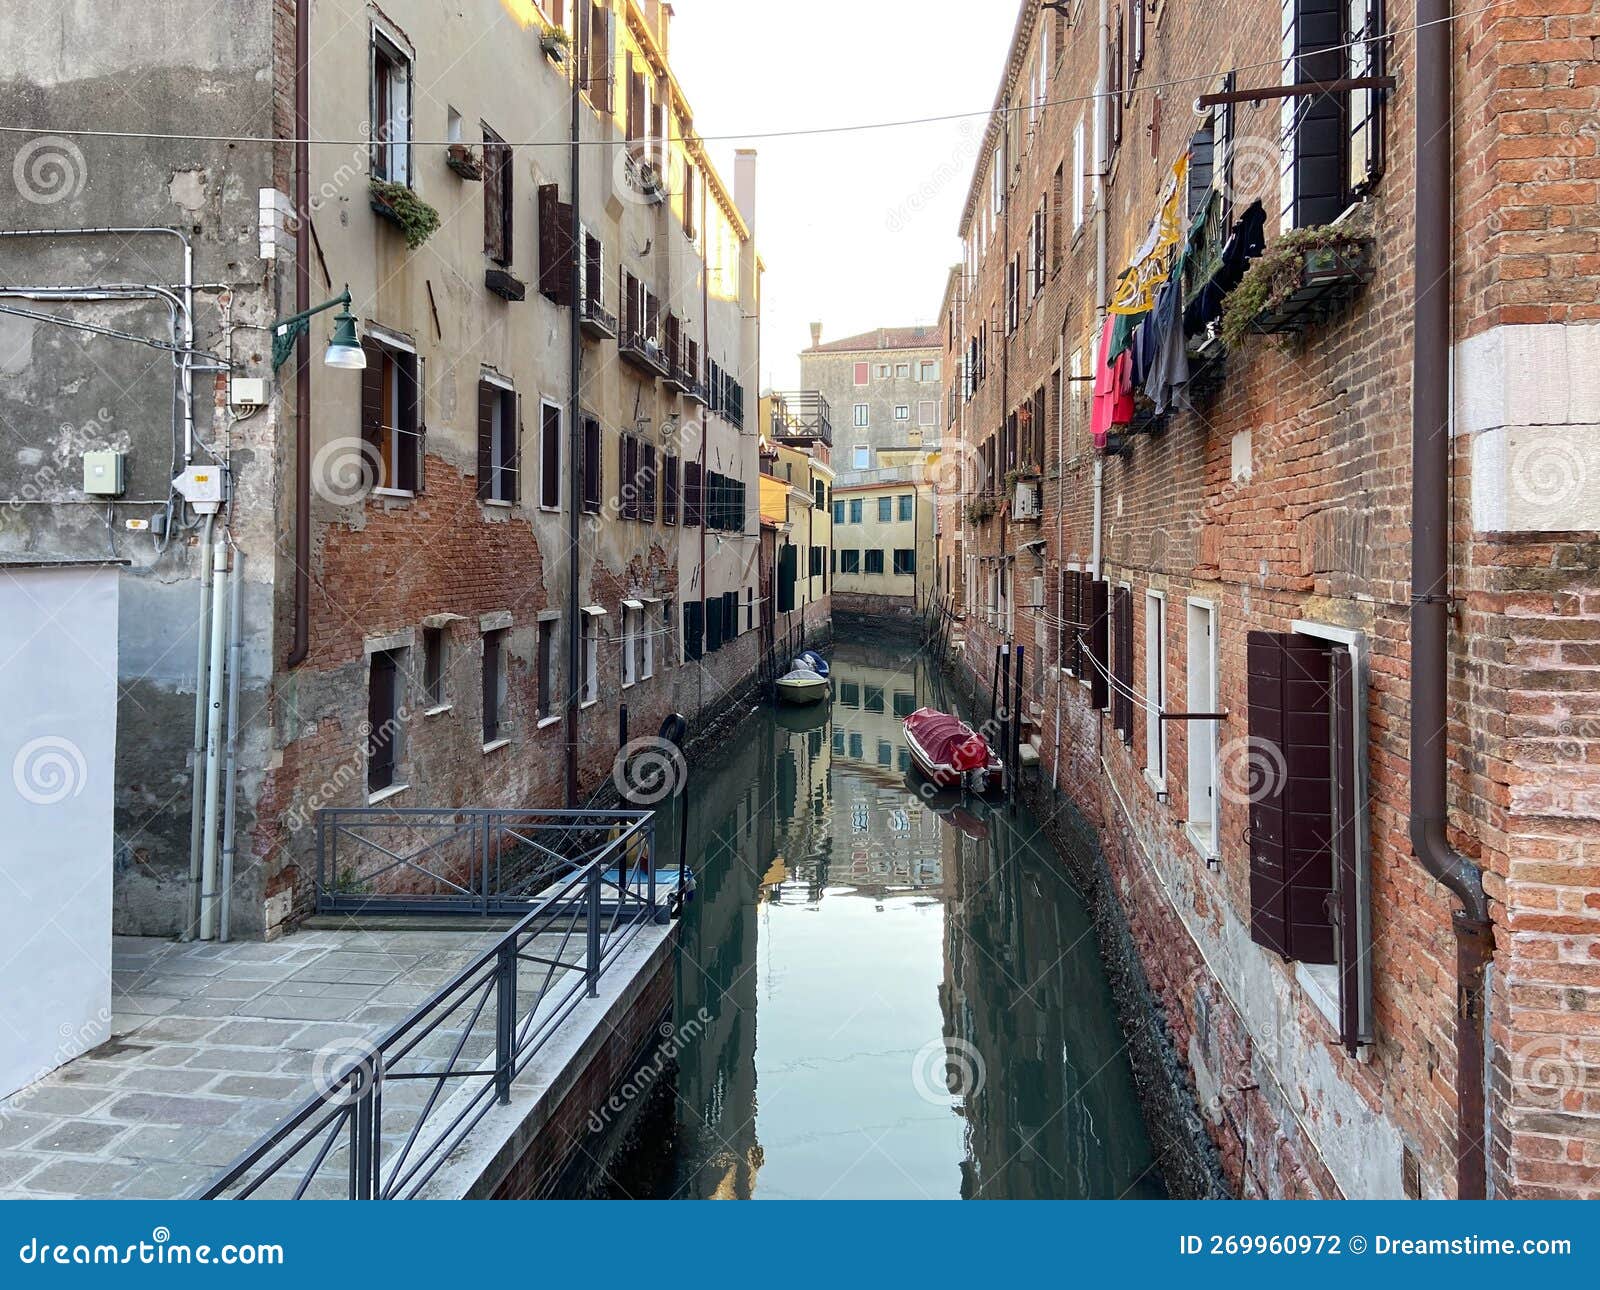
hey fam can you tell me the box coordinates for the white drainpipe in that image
[199,542,230,940]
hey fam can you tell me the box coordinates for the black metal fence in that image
[203,813,669,1199]
[316,808,653,915]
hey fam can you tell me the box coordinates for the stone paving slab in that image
[0,928,520,1200]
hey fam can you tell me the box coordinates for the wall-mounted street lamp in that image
[271,285,366,371]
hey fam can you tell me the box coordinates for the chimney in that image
[660,2,673,55]
[734,148,758,229]
[810,322,823,349]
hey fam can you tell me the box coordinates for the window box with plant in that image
[1221,220,1375,347]
[966,495,998,525]
[370,180,441,250]
[446,142,482,180]
[540,26,570,62]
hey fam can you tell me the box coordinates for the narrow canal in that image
[603,635,1164,1200]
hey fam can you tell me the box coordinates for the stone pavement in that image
[0,929,509,1200]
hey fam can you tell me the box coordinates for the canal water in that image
[603,637,1164,1200]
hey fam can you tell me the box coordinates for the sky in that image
[664,0,1017,390]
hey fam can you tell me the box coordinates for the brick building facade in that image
[940,0,1600,1199]
[1,0,765,941]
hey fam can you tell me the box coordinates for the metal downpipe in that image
[287,0,312,668]
[183,512,215,940]
[1410,0,1492,1199]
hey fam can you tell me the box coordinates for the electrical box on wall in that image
[173,464,227,513]
[81,450,126,497]
[229,377,268,409]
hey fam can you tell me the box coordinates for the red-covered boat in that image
[901,708,1004,794]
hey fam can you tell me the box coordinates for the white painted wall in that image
[0,563,119,1100]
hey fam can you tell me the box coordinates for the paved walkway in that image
[0,929,507,1199]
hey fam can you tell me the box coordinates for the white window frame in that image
[640,598,658,680]
[621,601,640,687]
[1072,117,1086,230]
[917,400,936,427]
[535,611,561,728]
[894,404,909,421]
[482,370,516,507]
[580,606,605,706]
[370,24,414,188]
[1144,589,1167,791]
[853,403,870,428]
[853,446,871,470]
[1184,598,1220,862]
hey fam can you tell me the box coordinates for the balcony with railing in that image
[769,390,833,448]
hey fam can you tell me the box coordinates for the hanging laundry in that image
[1183,198,1268,338]
[1144,268,1191,415]
[1092,315,1134,450]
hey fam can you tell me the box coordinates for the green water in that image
[602,638,1164,1200]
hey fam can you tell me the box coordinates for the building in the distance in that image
[800,324,942,471]
[830,469,935,618]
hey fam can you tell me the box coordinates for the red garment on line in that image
[1091,316,1134,449]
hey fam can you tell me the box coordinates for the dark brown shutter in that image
[1329,648,1371,1054]
[483,134,505,262]
[476,381,494,501]
[1088,578,1110,710]
[621,434,637,518]
[684,461,702,527]
[642,443,656,521]
[359,340,385,452]
[538,185,560,299]
[1247,631,1337,965]
[663,454,678,525]
[1113,585,1134,740]
[367,652,396,793]
[581,416,602,512]
[482,633,501,744]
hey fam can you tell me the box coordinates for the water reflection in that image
[603,640,1163,1200]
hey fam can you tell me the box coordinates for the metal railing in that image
[769,390,833,447]
[317,808,652,915]
[203,814,666,1200]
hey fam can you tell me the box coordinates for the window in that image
[852,446,871,470]
[539,400,562,511]
[854,362,869,386]
[367,649,403,794]
[1280,0,1387,230]
[893,691,916,719]
[662,454,679,525]
[840,549,860,574]
[1088,578,1111,710]
[537,617,556,721]
[917,400,936,427]
[1005,257,1019,332]
[641,604,655,680]
[581,415,602,513]
[878,497,892,523]
[893,549,916,577]
[877,364,891,378]
[538,184,574,304]
[579,0,615,111]
[359,336,422,494]
[1144,592,1166,784]
[848,732,864,759]
[853,403,870,427]
[477,380,518,504]
[864,549,885,576]
[894,404,909,421]
[840,681,860,708]
[895,363,909,379]
[897,494,914,522]
[919,360,939,381]
[482,126,513,265]
[682,159,697,240]
[683,461,703,526]
[580,611,601,704]
[1051,163,1066,269]
[809,546,823,578]
[622,603,640,686]
[814,479,826,511]
[865,686,885,715]
[849,498,863,523]
[370,28,412,186]
[422,627,445,709]
[682,600,703,661]
[1185,600,1219,856]
[482,629,508,745]
[833,500,845,524]
[877,740,892,768]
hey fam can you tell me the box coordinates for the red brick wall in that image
[944,0,1600,1198]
